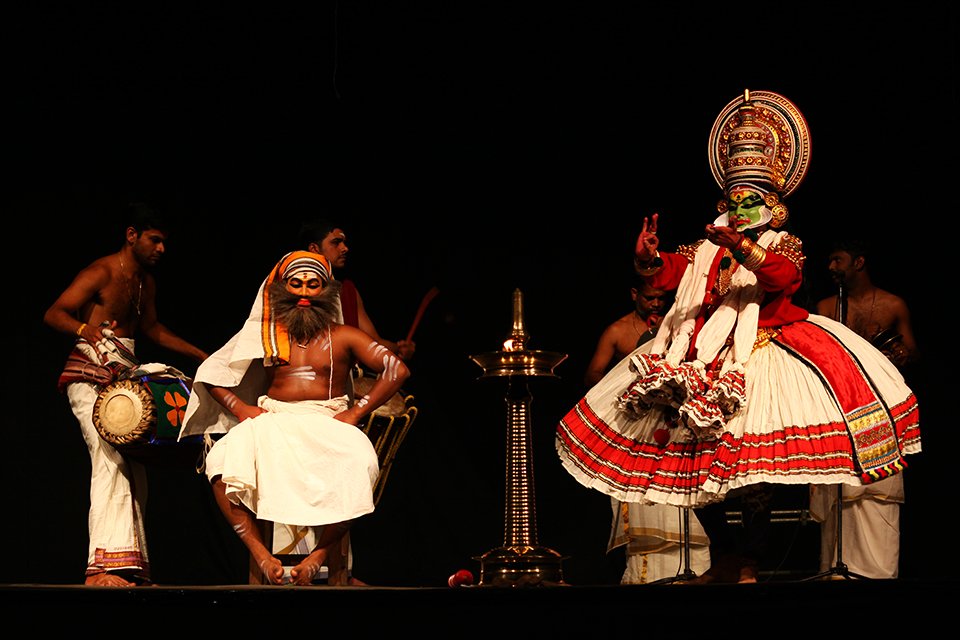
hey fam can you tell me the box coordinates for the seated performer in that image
[555,90,920,583]
[179,251,410,585]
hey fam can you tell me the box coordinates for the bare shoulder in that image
[815,295,837,316]
[85,254,114,274]
[875,287,906,303]
[595,314,626,340]
[876,289,911,320]
[331,323,377,348]
[70,256,114,288]
[331,323,364,337]
[609,312,636,334]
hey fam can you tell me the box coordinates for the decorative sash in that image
[776,321,905,482]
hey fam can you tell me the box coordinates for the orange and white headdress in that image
[260,250,332,365]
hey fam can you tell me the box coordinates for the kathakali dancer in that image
[555,91,920,579]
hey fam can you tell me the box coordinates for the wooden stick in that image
[406,286,439,342]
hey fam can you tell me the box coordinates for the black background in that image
[6,3,953,585]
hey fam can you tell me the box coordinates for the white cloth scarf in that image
[649,228,784,373]
[621,228,787,434]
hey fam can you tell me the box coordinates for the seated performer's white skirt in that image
[556,315,920,508]
[205,395,379,526]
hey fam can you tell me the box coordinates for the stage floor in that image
[2,578,948,631]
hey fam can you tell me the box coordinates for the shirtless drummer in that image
[44,203,208,586]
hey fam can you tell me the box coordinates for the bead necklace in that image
[631,313,649,339]
[119,253,142,316]
[849,288,877,336]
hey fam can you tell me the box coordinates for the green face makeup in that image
[726,190,765,231]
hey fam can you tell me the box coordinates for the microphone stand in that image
[648,507,699,584]
[807,279,868,581]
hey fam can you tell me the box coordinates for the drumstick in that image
[405,286,439,342]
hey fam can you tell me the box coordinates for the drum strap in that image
[57,337,139,393]
[57,353,127,392]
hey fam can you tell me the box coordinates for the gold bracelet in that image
[732,237,767,271]
[742,243,767,271]
[75,322,87,337]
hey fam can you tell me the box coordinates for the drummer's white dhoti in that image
[62,336,149,577]
[808,474,904,579]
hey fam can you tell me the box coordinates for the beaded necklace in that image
[118,253,142,316]
[848,288,877,337]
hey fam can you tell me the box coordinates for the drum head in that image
[92,379,156,445]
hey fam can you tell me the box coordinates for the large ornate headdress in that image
[708,89,811,228]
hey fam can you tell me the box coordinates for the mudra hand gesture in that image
[635,213,660,263]
[704,223,742,250]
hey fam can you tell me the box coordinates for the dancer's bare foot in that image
[684,571,716,585]
[85,572,136,587]
[738,565,758,584]
[327,572,370,587]
[326,564,349,586]
[290,549,326,586]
